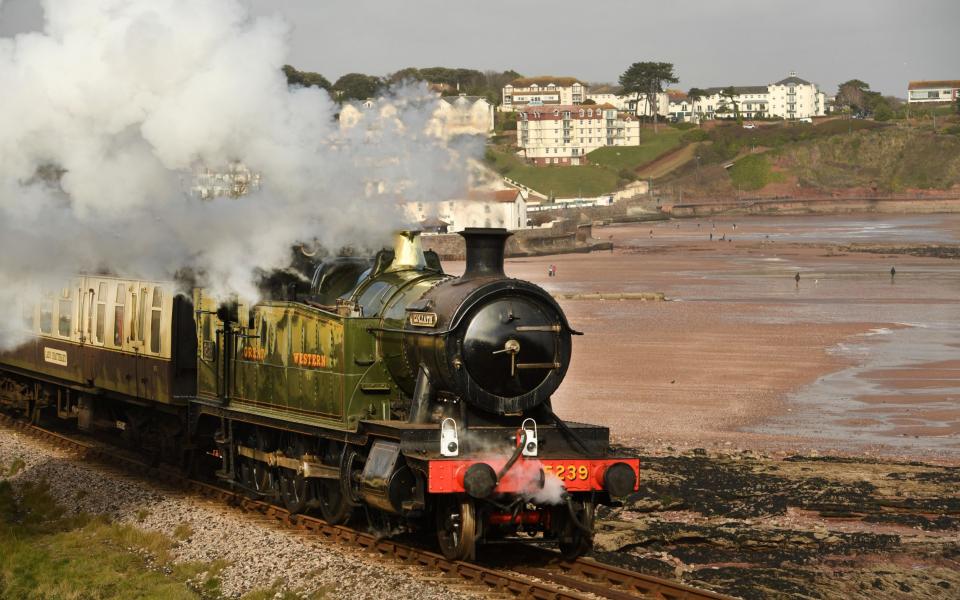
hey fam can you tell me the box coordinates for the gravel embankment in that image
[0,427,479,599]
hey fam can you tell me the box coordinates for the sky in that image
[2,0,957,98]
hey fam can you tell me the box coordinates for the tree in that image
[581,98,597,105]
[333,73,383,102]
[720,86,742,123]
[282,65,332,91]
[619,62,678,132]
[836,79,880,116]
[687,87,707,125]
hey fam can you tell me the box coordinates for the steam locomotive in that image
[0,227,638,560]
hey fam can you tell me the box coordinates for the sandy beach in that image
[447,213,960,461]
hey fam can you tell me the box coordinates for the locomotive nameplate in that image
[43,347,68,367]
[293,352,327,368]
[408,312,438,327]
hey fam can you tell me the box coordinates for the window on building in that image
[150,287,162,353]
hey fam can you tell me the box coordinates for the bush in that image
[943,124,960,136]
[729,154,783,190]
[681,129,709,143]
[671,122,696,130]
[617,168,637,181]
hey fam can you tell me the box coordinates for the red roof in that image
[467,189,520,203]
[508,76,583,87]
[908,80,960,90]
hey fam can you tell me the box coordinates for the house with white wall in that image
[406,189,527,232]
[907,80,960,104]
[339,94,493,140]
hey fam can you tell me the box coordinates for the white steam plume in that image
[0,0,476,349]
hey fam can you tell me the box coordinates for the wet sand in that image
[448,214,960,461]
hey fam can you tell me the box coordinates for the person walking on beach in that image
[890,266,896,282]
[795,272,801,288]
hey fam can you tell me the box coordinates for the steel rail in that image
[0,414,736,600]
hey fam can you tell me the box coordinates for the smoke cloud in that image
[0,0,475,348]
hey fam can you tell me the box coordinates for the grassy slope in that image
[486,128,686,197]
[587,128,685,171]
[660,119,960,195]
[784,126,960,191]
[486,147,619,197]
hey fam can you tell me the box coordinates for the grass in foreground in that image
[0,478,324,599]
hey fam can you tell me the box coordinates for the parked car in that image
[742,123,756,129]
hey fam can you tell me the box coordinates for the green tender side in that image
[195,294,403,433]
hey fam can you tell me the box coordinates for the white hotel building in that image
[671,73,827,122]
[501,77,586,111]
[516,104,641,165]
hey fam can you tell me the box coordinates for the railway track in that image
[0,414,736,600]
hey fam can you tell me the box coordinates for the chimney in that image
[387,230,426,272]
[459,227,512,279]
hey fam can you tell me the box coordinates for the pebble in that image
[0,428,479,599]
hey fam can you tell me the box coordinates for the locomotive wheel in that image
[249,430,277,498]
[436,495,477,561]
[558,500,595,560]
[315,442,354,524]
[317,480,353,524]
[279,469,308,514]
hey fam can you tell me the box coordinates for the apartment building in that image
[516,104,641,165]
[585,92,670,116]
[673,73,826,122]
[501,77,586,111]
[695,86,770,120]
[907,80,960,104]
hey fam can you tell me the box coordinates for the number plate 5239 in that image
[543,464,590,481]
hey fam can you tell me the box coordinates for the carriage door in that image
[80,281,106,384]
[194,289,222,401]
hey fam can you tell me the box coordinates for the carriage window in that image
[58,290,73,337]
[95,283,107,343]
[130,291,138,341]
[114,286,126,346]
[140,287,148,343]
[150,288,162,353]
[21,302,33,329]
[40,297,53,334]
